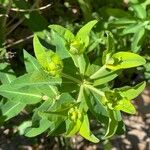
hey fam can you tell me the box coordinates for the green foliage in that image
[108,0,150,53]
[0,0,149,146]
[106,52,146,70]
[33,35,63,76]
[0,20,146,143]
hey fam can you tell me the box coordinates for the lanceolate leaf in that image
[32,99,54,124]
[0,101,26,121]
[66,119,82,137]
[65,20,97,57]
[103,110,118,139]
[23,50,41,73]
[49,30,70,59]
[76,20,98,47]
[114,99,136,114]
[90,65,120,85]
[33,35,51,69]
[70,54,87,75]
[25,118,51,137]
[106,8,132,18]
[106,52,146,70]
[38,111,66,136]
[131,4,147,19]
[79,114,99,143]
[117,81,146,100]
[113,18,136,25]
[84,89,109,121]
[102,31,115,64]
[77,0,92,21]
[33,35,63,76]
[49,25,74,43]
[0,63,16,84]
[0,63,26,121]
[0,85,42,104]
[122,23,144,35]
[0,71,60,104]
[131,28,145,52]
[93,72,119,86]
[9,71,61,87]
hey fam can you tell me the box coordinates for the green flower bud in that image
[69,40,85,55]
[68,107,82,122]
[48,62,56,71]
[45,53,63,76]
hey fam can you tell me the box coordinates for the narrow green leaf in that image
[18,121,32,135]
[49,25,74,43]
[0,70,60,104]
[38,111,66,136]
[106,8,132,18]
[131,28,145,52]
[117,81,146,100]
[48,118,65,136]
[106,52,146,70]
[25,118,51,137]
[76,20,98,47]
[101,31,115,65]
[32,98,54,124]
[93,72,119,86]
[131,4,146,19]
[33,35,63,76]
[90,65,120,83]
[115,121,126,135]
[76,20,97,40]
[46,93,76,113]
[15,71,61,87]
[71,54,87,75]
[0,101,26,121]
[114,99,136,114]
[66,119,82,136]
[113,18,136,25]
[84,89,109,124]
[79,114,99,143]
[50,30,70,59]
[122,23,144,35]
[33,35,50,69]
[0,63,16,84]
[23,50,41,73]
[103,110,118,139]
[0,84,42,104]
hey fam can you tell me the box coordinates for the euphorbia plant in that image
[0,20,146,143]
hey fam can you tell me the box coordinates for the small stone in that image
[128,129,146,141]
